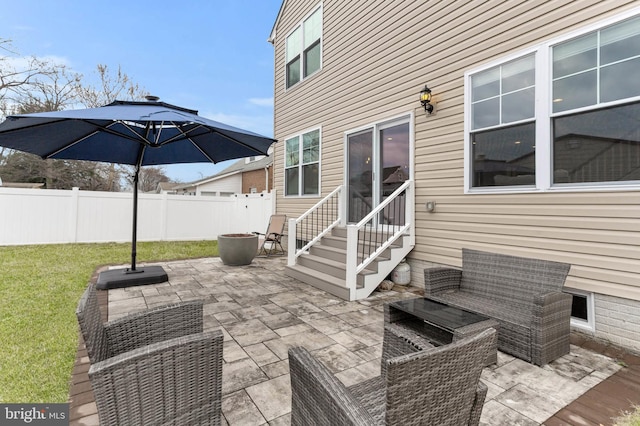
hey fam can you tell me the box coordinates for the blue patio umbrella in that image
[0,97,277,289]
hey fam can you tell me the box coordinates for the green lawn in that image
[0,241,217,403]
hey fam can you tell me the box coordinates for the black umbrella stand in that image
[96,162,168,289]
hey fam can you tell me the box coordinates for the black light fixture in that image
[420,84,434,114]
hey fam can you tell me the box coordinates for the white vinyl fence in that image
[0,187,275,246]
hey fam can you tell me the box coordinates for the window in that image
[285,128,320,196]
[465,12,640,192]
[470,55,536,187]
[552,16,640,185]
[286,6,322,88]
[565,289,595,331]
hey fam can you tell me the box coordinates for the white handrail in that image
[288,186,343,266]
[288,180,413,300]
[346,180,414,287]
[355,180,411,228]
[295,185,342,224]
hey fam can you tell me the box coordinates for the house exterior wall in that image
[242,166,273,193]
[271,1,640,351]
[195,174,242,196]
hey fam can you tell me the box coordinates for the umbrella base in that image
[96,266,168,289]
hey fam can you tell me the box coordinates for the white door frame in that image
[343,112,415,225]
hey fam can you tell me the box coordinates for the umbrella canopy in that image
[0,99,277,288]
[0,99,276,166]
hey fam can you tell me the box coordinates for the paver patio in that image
[71,256,625,425]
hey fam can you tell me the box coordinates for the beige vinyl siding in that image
[271,0,640,300]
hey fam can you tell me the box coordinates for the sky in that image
[0,0,282,183]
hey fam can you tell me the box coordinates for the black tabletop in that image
[390,298,490,331]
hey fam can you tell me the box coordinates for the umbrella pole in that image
[130,164,139,271]
[96,161,168,289]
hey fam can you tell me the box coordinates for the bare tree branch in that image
[75,64,147,107]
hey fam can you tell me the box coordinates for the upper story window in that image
[285,128,320,196]
[465,11,640,192]
[286,5,322,89]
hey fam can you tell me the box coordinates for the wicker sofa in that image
[424,248,572,366]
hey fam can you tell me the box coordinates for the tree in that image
[12,64,81,113]
[0,50,175,191]
[1,38,66,163]
[75,64,146,108]
[0,39,58,112]
[124,166,171,193]
[0,151,46,184]
[77,64,169,191]
[0,68,121,190]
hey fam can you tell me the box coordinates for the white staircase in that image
[285,227,413,300]
[285,181,415,301]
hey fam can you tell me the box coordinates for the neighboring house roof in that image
[172,156,273,190]
[0,181,45,189]
[155,181,181,193]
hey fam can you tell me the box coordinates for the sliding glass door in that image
[347,117,410,225]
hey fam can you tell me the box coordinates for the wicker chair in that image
[76,283,223,426]
[289,324,495,426]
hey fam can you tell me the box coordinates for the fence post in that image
[70,187,80,243]
[160,192,168,241]
[270,189,276,214]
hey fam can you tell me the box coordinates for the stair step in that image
[287,223,415,301]
[310,244,391,263]
[284,264,353,300]
[297,253,376,280]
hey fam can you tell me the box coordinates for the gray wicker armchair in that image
[289,324,495,426]
[76,283,223,426]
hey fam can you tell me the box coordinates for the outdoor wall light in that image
[420,85,434,114]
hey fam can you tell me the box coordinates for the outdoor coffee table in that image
[384,297,499,365]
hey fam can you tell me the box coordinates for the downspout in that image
[265,166,269,192]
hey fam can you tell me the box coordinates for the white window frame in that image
[284,3,323,90]
[283,126,322,197]
[565,288,595,332]
[464,7,640,194]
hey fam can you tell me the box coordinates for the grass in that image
[0,241,218,403]
[615,405,640,426]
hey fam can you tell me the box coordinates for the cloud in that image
[248,97,273,107]
[200,111,273,138]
